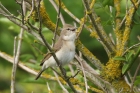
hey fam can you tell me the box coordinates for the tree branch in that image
[82,0,115,57]
[11,1,26,92]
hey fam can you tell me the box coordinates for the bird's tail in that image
[35,70,44,80]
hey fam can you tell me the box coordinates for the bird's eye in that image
[67,28,70,30]
[71,29,75,31]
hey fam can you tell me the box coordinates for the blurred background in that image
[0,0,140,93]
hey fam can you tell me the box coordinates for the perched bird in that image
[35,24,77,80]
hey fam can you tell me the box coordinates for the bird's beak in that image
[75,28,79,33]
[71,27,78,32]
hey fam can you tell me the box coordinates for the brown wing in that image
[40,52,53,66]
[40,37,63,66]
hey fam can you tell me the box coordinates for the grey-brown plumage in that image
[35,24,77,80]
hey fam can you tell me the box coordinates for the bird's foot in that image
[65,70,80,81]
[70,69,80,78]
[61,67,67,76]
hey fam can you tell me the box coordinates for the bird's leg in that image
[58,61,62,67]
[69,69,80,79]
[70,69,80,78]
[61,67,67,77]
[64,69,80,81]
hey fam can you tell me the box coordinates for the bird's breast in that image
[63,41,75,51]
[56,41,75,65]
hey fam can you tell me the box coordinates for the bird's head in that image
[61,24,77,39]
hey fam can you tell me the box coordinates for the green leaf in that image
[134,76,140,86]
[125,50,135,61]
[113,56,126,61]
[133,20,140,25]
[20,54,35,62]
[122,47,140,74]
[122,63,130,75]
[103,0,114,7]
[94,2,103,9]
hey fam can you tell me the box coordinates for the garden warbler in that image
[35,24,77,80]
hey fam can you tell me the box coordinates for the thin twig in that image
[13,37,17,57]
[53,71,69,93]
[52,0,61,47]
[31,43,44,55]
[11,1,25,92]
[37,0,42,33]
[15,0,21,5]
[109,33,115,45]
[11,28,24,93]
[109,5,115,31]
[130,61,140,91]
[0,51,63,81]
[21,0,26,23]
[46,82,53,93]
[0,13,22,21]
[28,22,39,31]
[27,0,35,19]
[11,37,17,93]
[0,2,12,14]
[123,42,140,56]
[76,55,88,93]
[26,0,37,31]
[49,0,65,25]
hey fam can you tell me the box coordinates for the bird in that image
[35,24,77,80]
